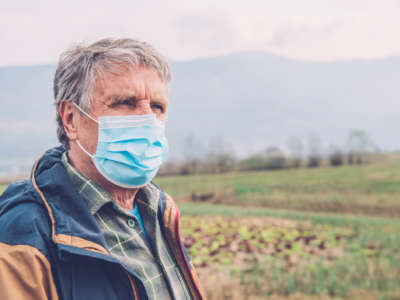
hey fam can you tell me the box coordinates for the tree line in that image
[159,130,380,176]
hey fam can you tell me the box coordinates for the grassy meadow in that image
[1,154,399,299]
[156,154,400,217]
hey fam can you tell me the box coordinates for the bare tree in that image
[287,136,303,168]
[307,133,322,168]
[180,133,204,174]
[347,130,378,165]
[207,136,235,173]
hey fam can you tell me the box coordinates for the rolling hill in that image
[1,52,398,174]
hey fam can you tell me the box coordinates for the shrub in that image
[330,151,345,167]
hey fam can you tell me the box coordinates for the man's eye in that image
[151,104,164,113]
[112,100,135,107]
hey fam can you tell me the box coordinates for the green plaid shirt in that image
[61,153,191,300]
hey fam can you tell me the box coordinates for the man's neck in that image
[67,148,138,210]
[108,187,138,210]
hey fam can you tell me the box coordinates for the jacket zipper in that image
[170,199,204,299]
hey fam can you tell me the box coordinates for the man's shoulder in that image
[0,179,52,256]
[147,181,177,214]
[0,178,45,210]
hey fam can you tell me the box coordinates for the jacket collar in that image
[31,146,109,254]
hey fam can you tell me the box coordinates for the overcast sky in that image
[1,0,400,66]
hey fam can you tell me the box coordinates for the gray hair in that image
[54,38,171,149]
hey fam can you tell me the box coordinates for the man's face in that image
[76,66,169,156]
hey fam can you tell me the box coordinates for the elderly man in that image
[0,38,203,300]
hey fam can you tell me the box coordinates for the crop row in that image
[181,216,400,299]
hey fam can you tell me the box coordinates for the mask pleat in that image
[77,113,168,188]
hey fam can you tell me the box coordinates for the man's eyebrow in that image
[151,98,168,105]
[106,93,168,106]
[107,94,139,104]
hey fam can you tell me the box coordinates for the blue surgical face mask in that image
[73,103,168,188]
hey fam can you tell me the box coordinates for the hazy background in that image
[1,0,399,175]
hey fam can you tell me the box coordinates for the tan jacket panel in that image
[0,242,59,300]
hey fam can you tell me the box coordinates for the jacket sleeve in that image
[0,242,59,300]
[0,183,59,300]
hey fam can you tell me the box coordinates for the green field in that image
[1,155,400,299]
[155,154,400,217]
[155,155,400,299]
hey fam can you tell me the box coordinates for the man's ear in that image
[59,101,79,141]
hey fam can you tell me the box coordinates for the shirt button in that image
[127,218,136,228]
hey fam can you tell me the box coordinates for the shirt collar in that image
[60,152,158,215]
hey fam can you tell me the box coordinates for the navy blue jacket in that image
[0,146,203,300]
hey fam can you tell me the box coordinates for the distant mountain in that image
[0,53,399,174]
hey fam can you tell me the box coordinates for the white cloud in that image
[1,0,400,66]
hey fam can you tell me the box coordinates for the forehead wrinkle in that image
[92,66,169,106]
[142,83,169,103]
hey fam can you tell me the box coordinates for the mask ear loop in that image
[73,102,98,123]
[71,102,97,157]
[76,140,94,158]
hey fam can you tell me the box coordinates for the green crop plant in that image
[180,213,400,299]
